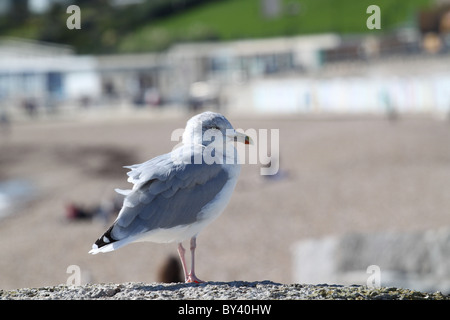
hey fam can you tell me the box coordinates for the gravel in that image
[1,281,449,300]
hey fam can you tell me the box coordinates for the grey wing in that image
[109,153,230,242]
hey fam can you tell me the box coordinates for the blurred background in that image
[1,0,450,293]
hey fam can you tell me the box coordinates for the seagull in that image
[89,111,251,283]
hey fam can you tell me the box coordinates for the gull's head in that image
[182,111,252,146]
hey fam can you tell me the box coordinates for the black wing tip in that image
[94,224,117,248]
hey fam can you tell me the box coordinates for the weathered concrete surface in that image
[1,281,449,300]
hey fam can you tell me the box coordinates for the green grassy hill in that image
[119,0,432,52]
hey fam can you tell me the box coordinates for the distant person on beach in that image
[0,111,11,136]
[22,98,38,118]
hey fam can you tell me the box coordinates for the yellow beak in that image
[227,130,254,145]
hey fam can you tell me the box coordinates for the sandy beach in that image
[1,110,450,290]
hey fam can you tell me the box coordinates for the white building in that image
[0,38,101,114]
[1,35,449,117]
[163,34,340,104]
[0,38,162,115]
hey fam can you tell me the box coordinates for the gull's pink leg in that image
[186,237,204,283]
[177,242,189,282]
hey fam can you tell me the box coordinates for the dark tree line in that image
[0,0,225,54]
